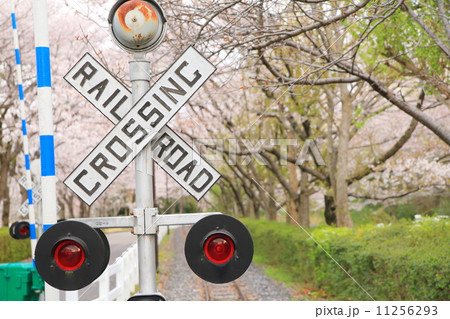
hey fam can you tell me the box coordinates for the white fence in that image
[63,226,169,301]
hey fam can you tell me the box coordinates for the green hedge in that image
[0,227,31,263]
[242,218,450,300]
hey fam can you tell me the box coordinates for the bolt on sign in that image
[64,47,220,206]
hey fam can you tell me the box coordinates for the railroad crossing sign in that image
[64,47,220,206]
[35,0,253,296]
[17,175,60,217]
[18,187,41,217]
[18,175,39,217]
[18,174,36,190]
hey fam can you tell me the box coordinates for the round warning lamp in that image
[108,0,167,53]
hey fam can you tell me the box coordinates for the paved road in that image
[105,230,137,265]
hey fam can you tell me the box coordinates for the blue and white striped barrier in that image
[10,0,37,266]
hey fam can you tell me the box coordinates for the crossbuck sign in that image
[64,47,220,206]
[18,175,61,217]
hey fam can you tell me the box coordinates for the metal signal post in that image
[34,0,254,299]
[130,53,157,293]
[109,0,167,295]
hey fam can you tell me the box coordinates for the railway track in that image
[203,281,246,301]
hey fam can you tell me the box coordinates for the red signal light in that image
[9,221,30,239]
[204,234,235,264]
[54,240,85,271]
[185,215,253,283]
[35,221,110,290]
[18,225,29,236]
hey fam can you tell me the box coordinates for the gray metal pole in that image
[129,53,157,293]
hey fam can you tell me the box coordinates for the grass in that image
[241,206,450,300]
[349,197,450,226]
[250,236,327,300]
[0,227,31,263]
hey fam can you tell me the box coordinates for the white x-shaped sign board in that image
[64,47,220,206]
[18,175,61,216]
[18,175,36,191]
[18,187,42,217]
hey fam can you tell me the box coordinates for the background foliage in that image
[0,227,31,263]
[243,217,450,300]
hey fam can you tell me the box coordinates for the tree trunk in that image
[324,194,337,225]
[66,194,75,219]
[179,196,184,214]
[79,202,91,218]
[298,169,310,227]
[0,144,12,227]
[265,182,278,221]
[252,200,260,219]
[335,85,354,227]
[2,191,10,226]
[286,197,298,225]
[286,131,300,225]
[261,176,278,221]
[266,198,278,221]
[221,173,246,217]
[324,88,338,225]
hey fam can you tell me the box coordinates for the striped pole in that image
[32,0,59,301]
[9,0,38,267]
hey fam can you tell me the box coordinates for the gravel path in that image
[157,226,304,301]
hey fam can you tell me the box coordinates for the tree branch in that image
[260,52,361,85]
[401,3,450,59]
[349,187,420,201]
[349,89,424,184]
[334,59,450,146]
[250,0,371,51]
[436,0,450,42]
